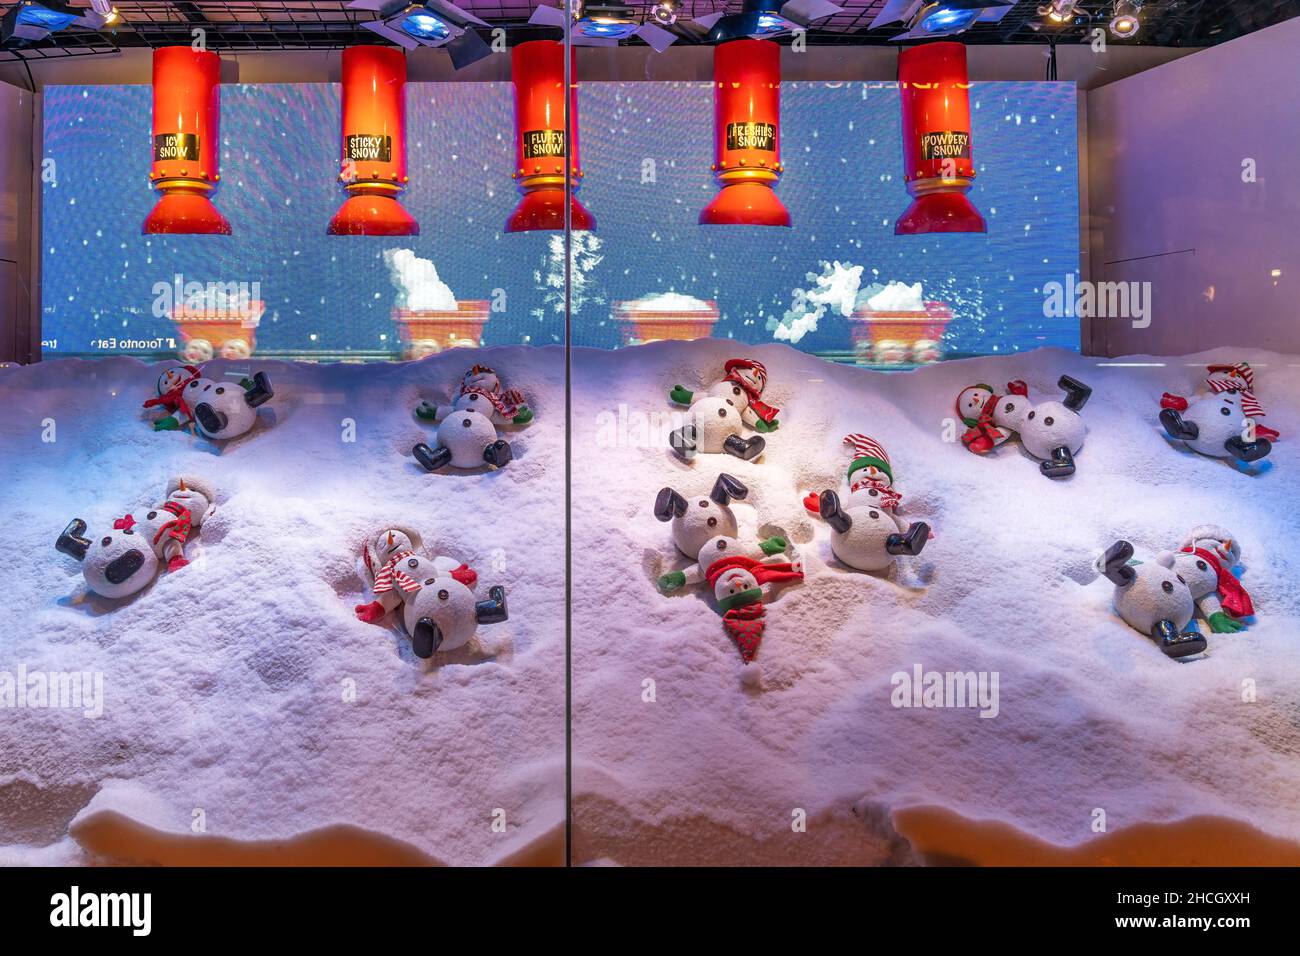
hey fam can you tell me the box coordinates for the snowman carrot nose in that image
[178,479,187,492]
[387,531,395,547]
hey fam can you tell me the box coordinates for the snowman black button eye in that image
[725,400,734,407]
[189,381,198,388]
[216,387,225,395]
[698,500,708,508]
[707,516,718,527]
[869,510,879,519]
[733,387,741,396]
[1044,416,1054,426]
[1197,560,1207,571]
[717,539,727,550]
[407,559,418,569]
[468,394,477,400]
[462,418,472,427]
[869,489,878,496]
[424,577,436,586]
[438,589,449,601]
[1220,407,1231,416]
[1027,411,1035,420]
[147,511,157,519]
[1162,581,1174,593]
[1005,402,1015,412]
[101,536,111,546]
[718,408,727,417]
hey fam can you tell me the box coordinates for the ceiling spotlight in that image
[698,0,844,44]
[1109,0,1141,37]
[1,0,114,46]
[1037,0,1083,25]
[348,1,491,70]
[650,0,680,27]
[869,1,1014,42]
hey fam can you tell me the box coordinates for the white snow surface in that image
[383,248,458,312]
[570,341,1300,865]
[0,348,564,866]
[865,280,926,313]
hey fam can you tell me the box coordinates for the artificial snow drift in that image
[570,341,1300,866]
[0,349,564,866]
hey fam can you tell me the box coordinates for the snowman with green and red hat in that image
[804,435,929,573]
[667,357,780,462]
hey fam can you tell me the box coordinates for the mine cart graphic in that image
[613,299,720,346]
[393,300,490,359]
[171,301,265,361]
[848,300,953,365]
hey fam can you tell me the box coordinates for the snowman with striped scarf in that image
[355,527,476,623]
[667,358,779,462]
[412,365,529,473]
[1159,361,1276,463]
[804,435,930,573]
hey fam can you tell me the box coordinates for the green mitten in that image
[415,401,439,421]
[669,385,694,406]
[657,570,687,593]
[1208,611,1246,634]
[753,417,778,433]
[153,416,181,432]
[759,536,787,556]
[512,406,534,425]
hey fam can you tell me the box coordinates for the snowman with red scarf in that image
[803,435,930,572]
[1161,525,1255,635]
[1159,361,1276,463]
[667,358,780,462]
[354,526,478,625]
[412,365,526,472]
[956,375,1092,478]
[142,364,202,431]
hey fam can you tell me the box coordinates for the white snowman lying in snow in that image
[1159,361,1276,464]
[667,358,779,462]
[654,473,804,665]
[957,375,1092,477]
[1160,524,1255,635]
[353,527,508,658]
[168,370,274,441]
[55,475,218,599]
[412,365,528,472]
[1095,540,1207,659]
[804,434,930,572]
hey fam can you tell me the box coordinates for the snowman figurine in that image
[958,376,1092,477]
[806,434,929,572]
[703,550,804,664]
[657,532,795,593]
[143,363,202,431]
[1162,524,1254,635]
[415,365,534,426]
[654,473,749,560]
[1095,540,1207,659]
[398,557,508,658]
[56,517,160,599]
[667,358,778,462]
[354,528,478,625]
[171,371,274,440]
[1159,362,1276,463]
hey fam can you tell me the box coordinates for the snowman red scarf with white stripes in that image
[1161,361,1280,441]
[460,365,527,421]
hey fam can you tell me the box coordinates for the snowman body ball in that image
[56,518,160,599]
[184,372,274,440]
[654,473,748,559]
[1095,540,1206,659]
[399,559,509,659]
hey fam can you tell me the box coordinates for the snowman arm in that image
[1196,592,1224,617]
[739,406,759,428]
[377,590,405,613]
[681,563,705,588]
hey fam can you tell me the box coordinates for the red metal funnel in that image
[894,41,986,236]
[699,39,790,228]
[143,47,230,236]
